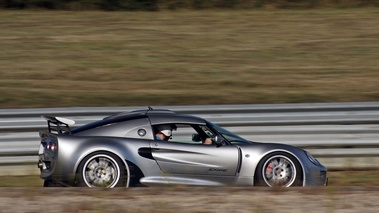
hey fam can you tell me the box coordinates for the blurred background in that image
[1,0,379,108]
[0,0,379,186]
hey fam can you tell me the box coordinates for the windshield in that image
[206,121,252,144]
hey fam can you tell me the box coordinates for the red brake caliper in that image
[266,163,273,177]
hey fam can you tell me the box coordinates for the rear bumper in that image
[38,154,55,179]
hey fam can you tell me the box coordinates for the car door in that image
[150,141,240,176]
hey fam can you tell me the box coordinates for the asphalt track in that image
[0,187,378,213]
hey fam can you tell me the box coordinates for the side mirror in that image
[213,135,226,147]
[192,133,201,142]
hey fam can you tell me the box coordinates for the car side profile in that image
[37,108,328,187]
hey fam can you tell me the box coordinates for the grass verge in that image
[1,170,378,187]
[0,8,378,108]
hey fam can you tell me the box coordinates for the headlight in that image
[305,151,319,165]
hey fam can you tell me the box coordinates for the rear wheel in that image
[255,152,303,187]
[77,152,127,188]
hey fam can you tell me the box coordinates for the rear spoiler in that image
[41,116,75,134]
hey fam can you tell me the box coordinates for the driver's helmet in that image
[156,124,173,137]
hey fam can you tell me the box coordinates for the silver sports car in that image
[37,108,328,187]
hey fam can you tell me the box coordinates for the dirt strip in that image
[0,187,378,213]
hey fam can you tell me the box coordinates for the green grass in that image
[0,8,379,108]
[0,175,43,187]
[1,170,378,187]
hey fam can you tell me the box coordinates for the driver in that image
[155,124,173,141]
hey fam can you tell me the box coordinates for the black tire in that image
[77,152,127,188]
[43,179,63,187]
[255,152,303,187]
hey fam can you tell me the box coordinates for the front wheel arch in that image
[254,151,303,187]
[76,151,129,188]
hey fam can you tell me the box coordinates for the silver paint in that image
[38,109,327,187]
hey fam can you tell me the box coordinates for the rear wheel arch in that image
[254,151,304,187]
[76,150,130,187]
[124,160,146,187]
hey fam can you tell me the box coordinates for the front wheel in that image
[255,152,303,187]
[77,152,127,188]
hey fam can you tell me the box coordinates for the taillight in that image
[46,143,57,151]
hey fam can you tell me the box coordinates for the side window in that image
[169,124,202,144]
[169,124,201,144]
[167,124,216,145]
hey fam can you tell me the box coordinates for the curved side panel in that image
[235,143,308,186]
[55,136,160,185]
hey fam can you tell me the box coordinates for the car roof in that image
[106,109,206,125]
[72,109,205,134]
[104,109,174,120]
[148,113,206,125]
